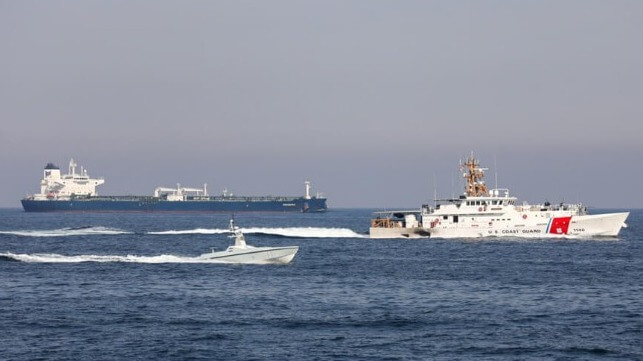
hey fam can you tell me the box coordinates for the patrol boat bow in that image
[200,220,299,264]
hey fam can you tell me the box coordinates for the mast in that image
[69,158,77,177]
[461,153,489,197]
[229,219,247,247]
[432,173,437,207]
[494,155,498,190]
[304,181,311,199]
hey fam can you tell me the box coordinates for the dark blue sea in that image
[1,208,641,360]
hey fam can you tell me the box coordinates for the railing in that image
[514,204,584,213]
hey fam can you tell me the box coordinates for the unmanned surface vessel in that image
[200,220,299,264]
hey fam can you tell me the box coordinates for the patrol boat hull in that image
[426,212,629,239]
[199,246,299,264]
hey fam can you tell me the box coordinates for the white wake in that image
[147,228,229,235]
[0,227,131,237]
[0,252,226,264]
[148,227,366,238]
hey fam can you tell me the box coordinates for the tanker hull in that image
[21,197,327,213]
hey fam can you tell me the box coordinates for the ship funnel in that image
[43,163,61,180]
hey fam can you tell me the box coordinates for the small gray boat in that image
[200,219,298,264]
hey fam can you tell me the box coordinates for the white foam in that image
[244,227,366,238]
[0,252,225,264]
[0,227,131,237]
[148,228,229,235]
[148,227,366,238]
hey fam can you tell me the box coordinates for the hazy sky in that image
[1,1,642,208]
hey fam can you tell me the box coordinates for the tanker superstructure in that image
[21,159,327,213]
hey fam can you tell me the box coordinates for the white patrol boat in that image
[420,155,629,238]
[200,220,299,264]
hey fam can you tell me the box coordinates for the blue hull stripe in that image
[546,218,553,233]
[21,198,327,213]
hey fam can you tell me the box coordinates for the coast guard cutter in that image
[370,155,629,238]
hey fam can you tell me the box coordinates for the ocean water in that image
[0,208,641,360]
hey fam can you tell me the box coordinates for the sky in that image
[1,0,642,208]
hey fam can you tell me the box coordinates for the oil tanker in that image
[21,159,327,213]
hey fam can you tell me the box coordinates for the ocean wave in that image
[147,228,229,235]
[0,252,224,264]
[0,226,131,237]
[148,227,366,238]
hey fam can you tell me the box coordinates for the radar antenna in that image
[461,153,489,197]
